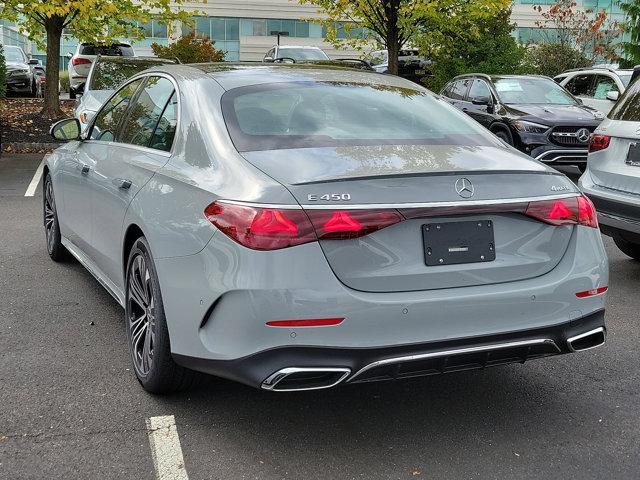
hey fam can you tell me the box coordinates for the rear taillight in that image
[524,195,598,228]
[588,134,610,153]
[204,202,401,250]
[71,57,92,66]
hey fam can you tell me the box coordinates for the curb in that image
[2,142,63,153]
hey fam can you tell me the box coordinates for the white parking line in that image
[24,156,46,197]
[146,415,189,480]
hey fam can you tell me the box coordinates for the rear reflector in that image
[71,57,92,66]
[266,318,345,327]
[588,134,610,153]
[575,286,608,298]
[524,195,598,228]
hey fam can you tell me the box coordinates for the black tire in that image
[69,88,76,100]
[613,235,640,261]
[492,126,513,146]
[30,79,37,98]
[125,237,198,393]
[43,173,69,262]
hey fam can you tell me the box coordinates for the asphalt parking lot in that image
[1,153,639,480]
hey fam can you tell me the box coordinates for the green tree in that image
[0,45,6,99]
[0,1,195,116]
[522,43,591,78]
[301,0,511,76]
[425,7,526,92]
[152,32,225,64]
[620,0,640,65]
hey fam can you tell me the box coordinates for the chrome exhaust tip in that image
[261,367,351,392]
[567,327,606,352]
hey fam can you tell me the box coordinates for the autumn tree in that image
[533,0,623,64]
[0,1,194,117]
[152,32,225,64]
[301,0,510,76]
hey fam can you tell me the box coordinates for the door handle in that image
[80,164,90,175]
[114,178,132,190]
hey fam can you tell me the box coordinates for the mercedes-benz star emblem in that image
[577,128,591,143]
[455,178,475,199]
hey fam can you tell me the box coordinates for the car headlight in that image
[513,120,550,134]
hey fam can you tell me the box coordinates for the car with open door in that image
[45,63,608,394]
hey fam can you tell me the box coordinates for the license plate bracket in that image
[626,143,640,167]
[423,220,496,266]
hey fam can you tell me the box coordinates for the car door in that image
[564,73,597,110]
[60,78,144,253]
[442,79,471,111]
[89,75,178,286]
[591,74,621,115]
[465,78,495,128]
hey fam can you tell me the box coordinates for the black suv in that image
[440,74,604,170]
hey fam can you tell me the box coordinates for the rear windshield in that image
[80,44,134,56]
[609,78,640,121]
[89,60,169,90]
[494,77,576,105]
[221,81,493,152]
[277,48,328,61]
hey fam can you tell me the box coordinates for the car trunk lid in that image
[241,146,579,292]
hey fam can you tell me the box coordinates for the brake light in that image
[71,57,92,66]
[525,195,598,228]
[204,202,402,250]
[588,134,610,153]
[576,286,608,298]
[266,318,344,327]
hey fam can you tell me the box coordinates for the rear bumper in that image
[579,174,640,238]
[174,309,606,389]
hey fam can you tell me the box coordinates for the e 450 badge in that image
[307,193,351,201]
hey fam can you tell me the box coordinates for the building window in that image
[139,19,167,39]
[185,17,239,41]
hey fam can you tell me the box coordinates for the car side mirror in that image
[606,91,619,102]
[50,118,81,141]
[263,56,274,63]
[28,58,40,65]
[471,96,492,106]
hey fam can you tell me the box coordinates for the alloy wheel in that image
[127,254,156,376]
[44,180,56,254]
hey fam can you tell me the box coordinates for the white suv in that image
[67,43,135,98]
[579,78,640,260]
[555,66,634,115]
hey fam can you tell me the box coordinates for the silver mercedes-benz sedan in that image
[46,63,609,393]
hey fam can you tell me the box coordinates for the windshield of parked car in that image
[5,47,26,63]
[222,81,494,151]
[79,44,134,56]
[493,77,577,105]
[89,60,169,90]
[277,48,328,61]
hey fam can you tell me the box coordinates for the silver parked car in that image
[46,64,608,394]
[579,76,640,260]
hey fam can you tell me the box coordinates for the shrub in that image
[151,32,225,64]
[522,43,592,78]
[58,70,69,93]
[0,45,6,99]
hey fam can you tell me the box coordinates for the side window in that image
[119,76,175,149]
[447,80,470,100]
[565,74,594,97]
[593,75,619,99]
[468,79,492,102]
[90,79,143,142]
[149,93,178,152]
